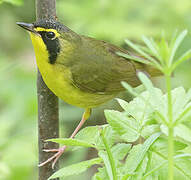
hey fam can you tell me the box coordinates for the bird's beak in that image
[16,22,40,36]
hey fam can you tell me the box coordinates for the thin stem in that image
[168,127,174,180]
[166,74,174,180]
[101,131,117,180]
[166,74,173,124]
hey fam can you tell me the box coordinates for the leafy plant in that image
[48,30,191,180]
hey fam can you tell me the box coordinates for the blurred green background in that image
[0,0,191,179]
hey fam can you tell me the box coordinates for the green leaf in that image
[47,138,95,148]
[169,30,188,65]
[75,126,100,145]
[91,125,117,150]
[102,125,118,148]
[48,158,102,179]
[121,81,139,97]
[99,150,117,180]
[172,49,191,71]
[111,143,131,161]
[156,87,190,124]
[142,159,167,179]
[116,52,151,65]
[150,150,191,179]
[104,110,140,142]
[116,98,129,111]
[158,33,169,64]
[161,123,191,145]
[169,30,178,49]
[98,152,113,180]
[174,124,191,144]
[151,137,187,154]
[175,105,191,125]
[127,90,160,125]
[174,88,191,124]
[174,156,191,178]
[124,144,143,174]
[124,132,161,174]
[124,38,163,71]
[171,87,187,120]
[137,72,154,91]
[137,74,165,113]
[123,87,164,126]
[141,124,160,138]
[131,156,148,180]
[142,35,161,61]
[92,167,109,180]
[125,39,157,64]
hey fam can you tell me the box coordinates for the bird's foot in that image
[38,146,67,169]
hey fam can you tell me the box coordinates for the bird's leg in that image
[38,108,91,169]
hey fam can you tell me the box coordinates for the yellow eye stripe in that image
[34,27,60,37]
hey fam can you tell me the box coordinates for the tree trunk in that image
[36,1,59,180]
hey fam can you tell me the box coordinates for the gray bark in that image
[36,0,59,179]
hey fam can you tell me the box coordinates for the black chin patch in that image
[39,31,60,64]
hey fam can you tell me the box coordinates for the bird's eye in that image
[46,31,55,39]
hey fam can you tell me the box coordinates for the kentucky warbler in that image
[17,19,161,168]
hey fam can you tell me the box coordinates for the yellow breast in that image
[29,33,115,108]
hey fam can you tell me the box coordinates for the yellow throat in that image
[29,29,115,108]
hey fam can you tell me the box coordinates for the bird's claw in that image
[43,149,60,152]
[38,146,67,169]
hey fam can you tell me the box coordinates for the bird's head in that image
[17,19,80,64]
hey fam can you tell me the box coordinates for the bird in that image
[16,19,161,168]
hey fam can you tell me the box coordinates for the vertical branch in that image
[36,0,59,180]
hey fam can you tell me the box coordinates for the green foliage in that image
[0,0,23,5]
[48,158,102,179]
[47,138,96,148]
[105,110,140,142]
[48,31,191,180]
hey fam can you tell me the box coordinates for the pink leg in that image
[38,108,91,169]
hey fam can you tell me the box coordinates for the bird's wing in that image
[69,37,142,94]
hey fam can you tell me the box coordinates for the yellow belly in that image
[30,33,116,108]
[40,61,116,108]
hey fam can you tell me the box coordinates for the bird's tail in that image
[145,65,162,77]
[132,61,163,77]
